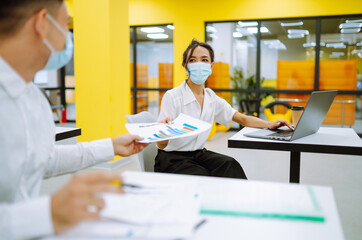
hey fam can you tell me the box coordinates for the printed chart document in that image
[125,113,212,143]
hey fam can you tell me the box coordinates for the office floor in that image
[42,123,362,240]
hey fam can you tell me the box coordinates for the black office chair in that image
[239,99,261,117]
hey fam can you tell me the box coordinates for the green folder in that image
[200,186,325,222]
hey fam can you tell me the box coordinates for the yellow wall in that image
[74,0,129,152]
[129,0,362,86]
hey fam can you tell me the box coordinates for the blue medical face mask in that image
[187,62,212,85]
[42,14,74,70]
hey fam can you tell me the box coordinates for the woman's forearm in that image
[232,112,270,129]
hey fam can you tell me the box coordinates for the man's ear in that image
[34,9,49,38]
[211,62,214,70]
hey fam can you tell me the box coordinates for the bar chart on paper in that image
[125,113,212,143]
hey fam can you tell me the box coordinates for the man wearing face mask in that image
[156,39,293,178]
[0,1,149,239]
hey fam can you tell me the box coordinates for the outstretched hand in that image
[267,119,294,130]
[112,134,150,156]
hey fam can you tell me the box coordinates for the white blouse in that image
[158,80,237,151]
[0,57,114,239]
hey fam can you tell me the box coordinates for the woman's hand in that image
[158,116,174,124]
[267,119,294,130]
[156,117,173,149]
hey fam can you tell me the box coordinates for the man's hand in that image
[112,134,149,156]
[51,172,123,234]
[267,119,294,130]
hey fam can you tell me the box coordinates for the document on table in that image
[48,176,202,239]
[200,180,325,222]
[125,113,212,143]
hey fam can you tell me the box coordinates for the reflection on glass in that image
[206,22,257,111]
[320,17,361,90]
[130,25,174,114]
[319,17,362,127]
[260,19,316,92]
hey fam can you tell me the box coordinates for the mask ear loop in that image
[46,13,68,38]
[36,21,55,52]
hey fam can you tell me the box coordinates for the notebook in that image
[244,90,337,141]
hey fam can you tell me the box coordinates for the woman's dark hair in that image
[182,39,214,67]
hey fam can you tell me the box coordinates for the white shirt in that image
[0,57,114,239]
[158,80,237,151]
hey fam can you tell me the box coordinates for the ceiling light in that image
[303,42,316,47]
[147,33,168,39]
[352,49,362,54]
[166,25,175,30]
[238,21,258,27]
[341,28,361,33]
[281,21,303,27]
[326,42,346,48]
[233,32,243,38]
[140,27,164,33]
[331,52,345,56]
[346,19,362,23]
[288,34,305,39]
[303,42,325,47]
[339,23,362,28]
[260,27,269,33]
[206,26,217,33]
[287,29,309,35]
[247,27,269,34]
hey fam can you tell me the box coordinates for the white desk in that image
[55,127,81,141]
[47,171,344,240]
[229,127,362,183]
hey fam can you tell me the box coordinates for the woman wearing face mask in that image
[155,39,293,178]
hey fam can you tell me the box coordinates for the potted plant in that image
[230,67,269,117]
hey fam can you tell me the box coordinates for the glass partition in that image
[130,25,174,115]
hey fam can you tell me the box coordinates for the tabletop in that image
[46,171,345,240]
[229,127,362,155]
[55,127,81,141]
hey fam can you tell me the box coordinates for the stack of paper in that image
[56,178,202,239]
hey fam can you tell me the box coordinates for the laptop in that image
[244,90,337,141]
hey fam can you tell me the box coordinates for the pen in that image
[194,219,207,231]
[122,183,143,189]
[111,180,143,189]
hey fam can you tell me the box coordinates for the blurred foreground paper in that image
[49,177,201,239]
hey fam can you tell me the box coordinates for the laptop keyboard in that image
[268,131,293,137]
